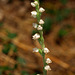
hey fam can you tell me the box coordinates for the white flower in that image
[33,48,39,52]
[39,7,45,12]
[37,74,40,75]
[31,2,36,7]
[33,23,38,28]
[37,25,43,30]
[39,19,44,24]
[46,58,52,64]
[32,33,40,40]
[44,65,51,71]
[31,11,37,18]
[34,1,38,5]
[44,48,50,54]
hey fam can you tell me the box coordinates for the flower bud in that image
[46,58,52,64]
[45,65,51,71]
[31,2,36,7]
[39,19,44,24]
[34,1,38,5]
[33,48,39,52]
[37,25,43,30]
[31,11,37,18]
[33,23,38,28]
[32,33,40,40]
[44,48,50,54]
[39,7,45,12]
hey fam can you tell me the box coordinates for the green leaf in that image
[0,66,13,75]
[6,31,17,39]
[13,64,18,69]
[55,10,62,15]
[56,14,64,22]
[46,9,55,15]
[59,0,68,5]
[3,66,11,71]
[66,24,73,29]
[32,30,39,35]
[43,17,53,34]
[0,66,12,71]
[73,9,75,15]
[55,10,64,22]
[55,8,70,22]
[10,43,17,53]
[62,8,71,17]
[8,33,17,39]
[17,57,26,65]
[0,22,3,27]
[9,73,12,75]
[21,71,29,75]
[2,44,11,54]
[0,70,2,75]
[38,38,42,45]
[58,29,68,38]
[39,49,42,54]
[32,73,38,75]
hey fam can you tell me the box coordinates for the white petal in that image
[34,1,38,5]
[33,23,38,28]
[39,19,44,24]
[39,7,45,12]
[31,2,36,7]
[31,11,37,18]
[33,48,39,52]
[37,25,43,30]
[44,48,50,54]
[46,58,52,64]
[32,33,40,40]
[45,65,51,71]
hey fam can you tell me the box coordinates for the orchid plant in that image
[31,0,52,75]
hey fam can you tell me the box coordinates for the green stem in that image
[41,31,47,75]
[43,53,47,75]
[34,0,47,75]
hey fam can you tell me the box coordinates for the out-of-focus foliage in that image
[46,8,71,23]
[21,71,37,75]
[55,8,71,22]
[0,22,3,27]
[59,0,68,5]
[17,57,26,65]
[0,23,3,26]
[2,31,17,54]
[7,31,17,39]
[2,43,12,54]
[21,71,29,75]
[73,9,75,15]
[32,30,39,35]
[58,29,68,38]
[0,66,13,75]
[0,29,38,75]
[43,17,53,34]
[58,24,73,38]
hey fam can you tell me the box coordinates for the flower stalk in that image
[31,0,52,75]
